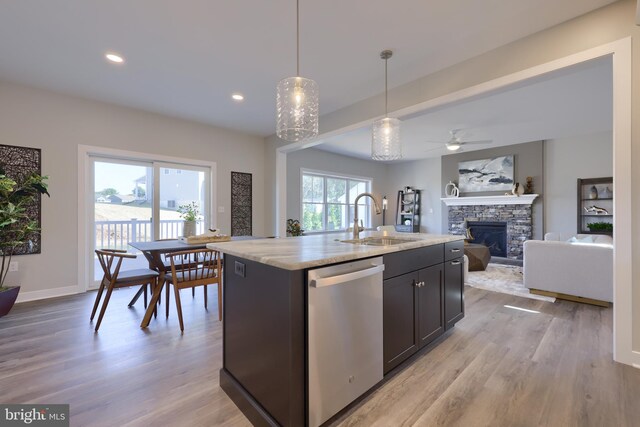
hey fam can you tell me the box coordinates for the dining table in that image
[128,239,208,328]
[128,236,260,328]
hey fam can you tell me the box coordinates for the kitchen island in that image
[208,231,465,427]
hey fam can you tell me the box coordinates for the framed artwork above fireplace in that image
[458,155,514,193]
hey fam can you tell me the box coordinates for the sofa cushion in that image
[567,235,594,244]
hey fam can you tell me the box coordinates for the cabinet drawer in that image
[383,244,443,279]
[444,240,464,261]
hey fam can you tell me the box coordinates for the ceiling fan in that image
[425,129,493,152]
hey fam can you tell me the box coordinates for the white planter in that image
[183,221,197,237]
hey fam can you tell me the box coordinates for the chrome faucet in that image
[352,193,382,239]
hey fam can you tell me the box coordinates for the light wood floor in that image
[1,286,638,427]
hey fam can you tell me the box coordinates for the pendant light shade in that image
[277,76,319,142]
[372,50,401,161]
[276,0,319,142]
[372,117,401,160]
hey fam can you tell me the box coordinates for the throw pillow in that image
[567,235,595,244]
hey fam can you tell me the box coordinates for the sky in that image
[94,162,149,195]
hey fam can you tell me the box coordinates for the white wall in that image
[386,158,442,233]
[0,81,265,298]
[286,148,388,231]
[544,131,613,234]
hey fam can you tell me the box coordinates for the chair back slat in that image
[166,249,221,287]
[95,249,132,283]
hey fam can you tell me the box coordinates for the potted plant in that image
[0,167,49,317]
[178,201,199,237]
[286,219,304,237]
[587,221,613,233]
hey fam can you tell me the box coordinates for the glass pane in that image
[302,203,324,231]
[326,178,347,203]
[94,160,153,280]
[357,205,369,227]
[348,180,368,202]
[302,174,324,203]
[159,168,207,238]
[94,161,153,250]
[326,204,348,230]
[302,175,313,202]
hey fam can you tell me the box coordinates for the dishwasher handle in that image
[310,264,385,288]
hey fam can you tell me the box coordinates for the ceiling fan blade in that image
[422,146,446,152]
[461,139,493,145]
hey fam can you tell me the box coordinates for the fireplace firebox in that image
[467,221,507,258]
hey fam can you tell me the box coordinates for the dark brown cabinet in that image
[417,264,444,346]
[382,245,451,374]
[383,271,419,373]
[444,258,464,329]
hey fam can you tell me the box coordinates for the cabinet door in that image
[417,264,444,347]
[383,271,419,373]
[444,257,464,330]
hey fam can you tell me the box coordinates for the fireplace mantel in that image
[441,194,539,206]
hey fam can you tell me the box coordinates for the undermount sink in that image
[340,237,417,246]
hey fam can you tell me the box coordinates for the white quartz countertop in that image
[206,231,464,271]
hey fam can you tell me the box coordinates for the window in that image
[301,171,371,232]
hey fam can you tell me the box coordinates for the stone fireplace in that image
[442,195,538,260]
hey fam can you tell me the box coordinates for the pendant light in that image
[371,50,401,161]
[276,0,319,142]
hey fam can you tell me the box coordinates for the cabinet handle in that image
[450,248,461,253]
[450,260,461,265]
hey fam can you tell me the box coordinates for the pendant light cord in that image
[384,56,388,116]
[296,0,300,76]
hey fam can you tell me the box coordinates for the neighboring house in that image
[96,196,109,203]
[107,194,135,204]
[159,168,202,209]
[133,169,202,208]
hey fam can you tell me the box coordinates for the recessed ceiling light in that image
[105,52,125,64]
[232,93,244,101]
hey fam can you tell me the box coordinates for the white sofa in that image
[523,232,613,303]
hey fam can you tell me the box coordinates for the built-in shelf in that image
[578,177,613,235]
[440,194,538,206]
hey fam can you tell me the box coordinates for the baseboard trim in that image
[15,286,81,303]
[529,289,610,307]
[219,368,279,427]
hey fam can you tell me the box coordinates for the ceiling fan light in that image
[277,76,319,142]
[372,117,402,161]
[447,142,461,151]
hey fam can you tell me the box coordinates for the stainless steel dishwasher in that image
[307,257,384,427]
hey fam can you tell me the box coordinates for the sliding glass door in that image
[90,157,211,286]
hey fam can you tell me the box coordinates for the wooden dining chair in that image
[92,249,159,332]
[165,249,222,332]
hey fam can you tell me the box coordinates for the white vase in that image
[445,181,459,198]
[183,221,197,237]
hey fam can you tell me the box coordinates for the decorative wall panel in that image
[0,144,43,255]
[231,172,252,236]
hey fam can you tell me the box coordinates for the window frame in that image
[300,168,373,233]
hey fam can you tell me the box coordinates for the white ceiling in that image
[316,58,613,161]
[0,0,617,137]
